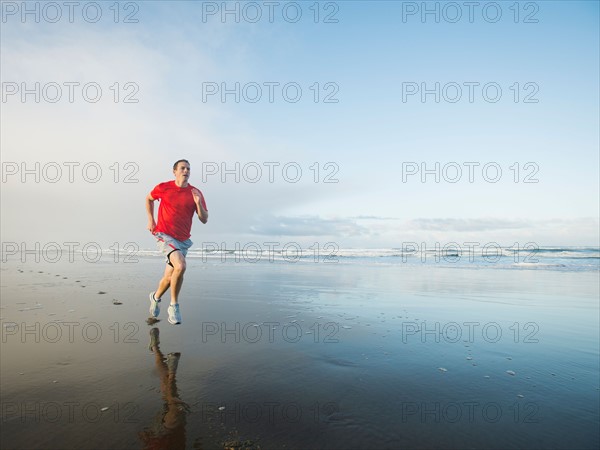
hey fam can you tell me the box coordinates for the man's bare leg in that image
[155,264,174,300]
[168,251,186,305]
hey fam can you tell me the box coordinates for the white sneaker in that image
[168,303,182,325]
[149,292,161,318]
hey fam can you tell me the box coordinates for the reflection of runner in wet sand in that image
[139,328,189,450]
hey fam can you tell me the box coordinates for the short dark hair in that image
[173,159,190,170]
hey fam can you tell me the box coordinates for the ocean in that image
[138,245,600,272]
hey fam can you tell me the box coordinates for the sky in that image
[1,0,599,252]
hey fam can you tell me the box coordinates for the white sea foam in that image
[130,246,599,272]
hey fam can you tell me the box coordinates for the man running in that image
[146,159,208,324]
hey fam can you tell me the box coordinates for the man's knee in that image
[175,261,186,273]
[170,253,186,273]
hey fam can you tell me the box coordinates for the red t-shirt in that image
[150,181,207,241]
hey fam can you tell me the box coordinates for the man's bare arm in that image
[196,203,208,224]
[146,194,157,232]
[191,188,208,224]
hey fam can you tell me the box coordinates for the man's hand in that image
[147,219,156,233]
[191,188,204,206]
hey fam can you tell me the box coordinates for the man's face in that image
[174,162,190,182]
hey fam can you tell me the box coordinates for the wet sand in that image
[1,255,599,449]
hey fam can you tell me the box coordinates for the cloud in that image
[237,215,599,248]
[405,218,531,232]
[350,215,400,221]
[248,215,371,237]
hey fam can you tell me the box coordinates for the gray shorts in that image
[154,232,193,267]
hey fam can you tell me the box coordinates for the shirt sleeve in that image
[150,183,163,200]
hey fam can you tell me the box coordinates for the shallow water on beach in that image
[1,255,598,449]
